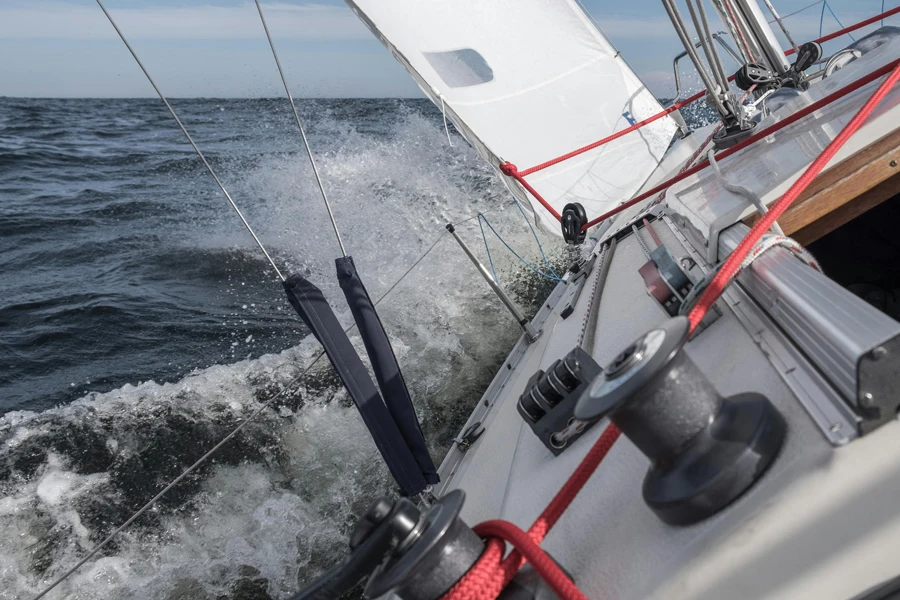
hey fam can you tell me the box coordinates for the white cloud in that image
[0,2,370,41]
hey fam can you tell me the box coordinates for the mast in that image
[726,0,792,75]
[662,0,818,150]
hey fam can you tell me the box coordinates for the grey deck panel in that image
[443,226,855,600]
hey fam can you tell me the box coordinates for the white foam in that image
[0,104,565,600]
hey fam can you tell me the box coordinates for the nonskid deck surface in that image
[437,37,900,600]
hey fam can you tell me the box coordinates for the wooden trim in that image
[744,128,900,243]
[792,174,900,245]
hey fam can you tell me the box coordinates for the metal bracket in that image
[455,422,485,452]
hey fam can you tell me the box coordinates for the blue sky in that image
[0,0,892,98]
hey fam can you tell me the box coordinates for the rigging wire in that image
[253,0,347,257]
[773,0,825,22]
[512,198,560,279]
[477,213,562,284]
[28,357,321,600]
[94,0,285,281]
[479,215,501,284]
[763,0,800,55]
[27,222,455,600]
[821,0,857,41]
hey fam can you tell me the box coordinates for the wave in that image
[0,97,567,599]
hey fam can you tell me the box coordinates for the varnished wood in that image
[744,128,900,242]
[792,174,900,245]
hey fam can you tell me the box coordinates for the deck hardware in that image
[517,347,603,455]
[290,490,482,600]
[561,202,588,245]
[455,422,485,452]
[721,223,900,435]
[639,246,695,316]
[560,253,599,319]
[575,317,786,525]
[783,41,824,89]
[634,220,696,316]
[735,62,777,91]
[446,223,541,343]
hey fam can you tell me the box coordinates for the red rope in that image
[500,162,562,222]
[443,49,900,600]
[580,56,900,231]
[687,60,900,331]
[500,7,900,228]
[786,5,900,56]
[516,97,698,178]
[441,425,622,600]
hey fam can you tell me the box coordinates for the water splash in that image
[0,98,565,599]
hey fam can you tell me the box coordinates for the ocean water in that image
[0,98,565,600]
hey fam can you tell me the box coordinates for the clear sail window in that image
[423,49,494,88]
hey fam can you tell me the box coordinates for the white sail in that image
[345,0,679,233]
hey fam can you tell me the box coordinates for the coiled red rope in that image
[501,6,900,227]
[441,425,621,600]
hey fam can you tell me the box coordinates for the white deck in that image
[436,37,900,600]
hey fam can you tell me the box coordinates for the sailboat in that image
[18,0,900,599]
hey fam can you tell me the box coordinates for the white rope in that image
[739,234,823,273]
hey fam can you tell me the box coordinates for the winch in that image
[575,317,787,525]
[291,490,483,600]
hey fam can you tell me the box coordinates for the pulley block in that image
[638,243,694,317]
[561,203,588,245]
[734,62,777,91]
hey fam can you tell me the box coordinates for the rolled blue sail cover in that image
[336,256,439,485]
[282,274,428,496]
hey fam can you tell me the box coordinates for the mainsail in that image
[345,0,680,233]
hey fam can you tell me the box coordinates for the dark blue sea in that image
[0,97,564,599]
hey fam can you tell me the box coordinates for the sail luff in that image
[345,0,679,234]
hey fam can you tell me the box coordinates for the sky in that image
[0,0,892,98]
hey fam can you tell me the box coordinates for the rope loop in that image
[441,425,621,600]
[739,234,822,273]
[500,162,519,177]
